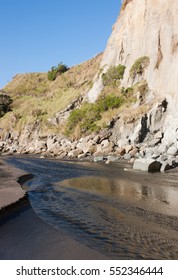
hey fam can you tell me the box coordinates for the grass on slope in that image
[0,54,102,136]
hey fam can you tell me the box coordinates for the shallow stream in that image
[6,157,178,259]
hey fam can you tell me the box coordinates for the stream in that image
[4,157,178,259]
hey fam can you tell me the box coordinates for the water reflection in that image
[55,176,177,216]
[7,157,178,259]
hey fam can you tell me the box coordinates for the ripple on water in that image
[7,158,178,259]
[29,175,178,259]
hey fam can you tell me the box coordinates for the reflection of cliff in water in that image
[55,176,176,216]
[6,157,178,259]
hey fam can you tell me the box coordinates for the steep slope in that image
[88,0,178,152]
[0,54,102,138]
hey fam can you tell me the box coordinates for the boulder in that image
[93,156,104,162]
[116,148,126,156]
[129,148,139,157]
[160,162,172,173]
[35,140,47,153]
[167,146,178,156]
[123,144,133,154]
[158,155,168,162]
[133,159,161,172]
[124,153,131,160]
[68,149,83,158]
[154,131,163,139]
[107,155,119,162]
[46,136,56,150]
[148,138,161,147]
[158,144,168,154]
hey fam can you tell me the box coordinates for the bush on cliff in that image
[102,64,126,86]
[48,62,69,81]
[129,56,150,79]
[66,94,123,136]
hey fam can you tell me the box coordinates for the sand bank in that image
[0,157,109,259]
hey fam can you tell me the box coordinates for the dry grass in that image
[0,54,102,136]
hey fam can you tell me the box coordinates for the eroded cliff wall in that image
[88,0,178,149]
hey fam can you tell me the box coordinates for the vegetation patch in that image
[102,64,126,86]
[0,94,13,117]
[48,62,69,81]
[130,57,150,79]
[66,94,124,136]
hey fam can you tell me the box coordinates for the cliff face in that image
[1,0,178,162]
[88,0,178,148]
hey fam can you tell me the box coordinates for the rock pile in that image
[1,112,178,173]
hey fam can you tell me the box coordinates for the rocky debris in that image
[1,99,178,174]
[1,127,178,173]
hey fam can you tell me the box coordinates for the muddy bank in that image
[2,156,178,259]
[0,158,30,210]
[0,157,110,260]
[0,204,109,260]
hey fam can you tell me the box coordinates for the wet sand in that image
[0,158,27,210]
[0,158,109,260]
[1,156,178,259]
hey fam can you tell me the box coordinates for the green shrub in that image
[102,64,126,86]
[96,94,123,112]
[66,103,101,134]
[130,56,150,79]
[48,62,69,81]
[66,94,123,135]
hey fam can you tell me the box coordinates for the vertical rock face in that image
[88,0,178,148]
[88,0,178,101]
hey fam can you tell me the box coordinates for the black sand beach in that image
[1,156,178,260]
[0,158,109,260]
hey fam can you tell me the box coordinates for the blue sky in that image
[0,0,121,89]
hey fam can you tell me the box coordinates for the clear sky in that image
[0,0,121,89]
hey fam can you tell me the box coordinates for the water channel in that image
[3,157,178,259]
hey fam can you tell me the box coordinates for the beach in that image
[0,157,109,260]
[1,156,178,260]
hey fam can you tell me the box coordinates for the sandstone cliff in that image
[87,0,178,155]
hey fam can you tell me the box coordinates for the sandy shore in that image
[0,158,28,210]
[0,157,109,260]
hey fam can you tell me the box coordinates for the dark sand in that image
[1,156,178,260]
[0,159,27,210]
[0,158,109,260]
